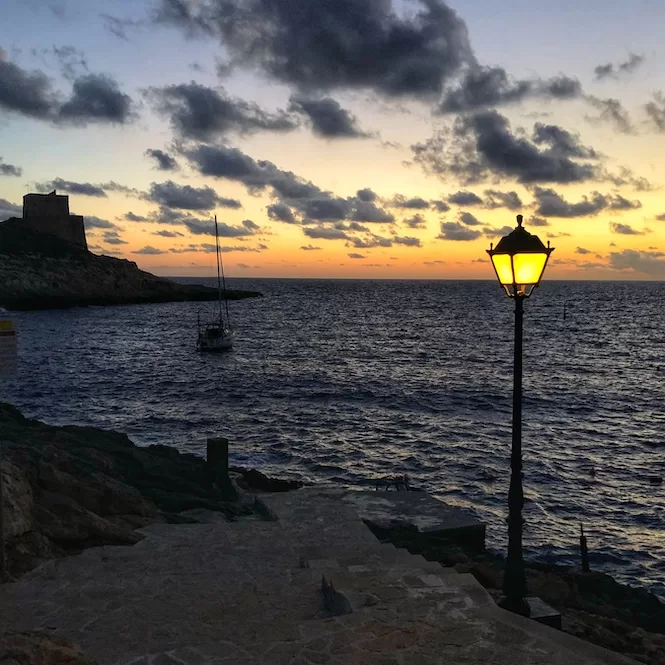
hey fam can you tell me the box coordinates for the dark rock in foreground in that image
[0,631,96,665]
[0,403,260,578]
[0,224,261,310]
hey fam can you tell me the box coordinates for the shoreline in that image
[0,403,663,663]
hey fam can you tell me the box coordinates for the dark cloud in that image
[59,74,134,124]
[645,92,665,132]
[356,188,377,202]
[0,158,22,177]
[154,229,184,237]
[145,180,241,210]
[267,202,296,223]
[146,82,296,140]
[123,211,147,222]
[84,216,116,229]
[431,200,451,212]
[448,190,483,206]
[0,56,56,119]
[412,111,599,185]
[594,53,644,80]
[609,249,665,277]
[437,221,481,241]
[303,226,350,240]
[609,222,647,235]
[348,253,366,259]
[437,66,582,113]
[300,244,322,251]
[585,97,633,134]
[48,45,88,81]
[134,245,168,255]
[145,149,179,171]
[533,187,640,217]
[404,214,426,229]
[35,177,107,197]
[102,15,144,41]
[483,189,521,210]
[102,230,128,245]
[483,225,514,238]
[575,247,591,255]
[154,0,474,98]
[183,218,260,237]
[394,236,422,247]
[349,234,392,248]
[529,216,549,227]
[656,213,665,222]
[459,211,481,226]
[288,96,369,138]
[0,199,21,220]
[350,200,395,223]
[392,195,430,209]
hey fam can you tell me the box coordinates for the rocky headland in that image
[0,222,261,310]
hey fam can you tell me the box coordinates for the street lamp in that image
[487,214,553,615]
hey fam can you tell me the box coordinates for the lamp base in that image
[497,595,531,617]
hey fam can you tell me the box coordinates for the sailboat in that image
[197,216,234,352]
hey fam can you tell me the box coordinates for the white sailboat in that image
[197,216,234,352]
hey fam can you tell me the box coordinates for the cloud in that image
[448,190,483,206]
[431,200,451,212]
[585,97,634,134]
[58,74,134,125]
[267,202,296,223]
[483,189,522,210]
[102,14,144,41]
[608,249,665,277]
[609,222,647,235]
[356,188,377,202]
[394,236,422,247]
[412,111,599,185]
[0,57,57,119]
[145,180,241,210]
[459,211,481,226]
[0,158,22,177]
[146,82,296,140]
[303,226,350,240]
[392,195,430,209]
[288,96,370,138]
[300,244,322,251]
[123,211,147,222]
[533,187,639,218]
[437,66,582,113]
[594,53,644,80]
[529,216,549,227]
[348,253,366,259]
[35,177,107,197]
[154,229,184,237]
[437,221,481,241]
[84,216,117,229]
[133,245,168,255]
[145,149,179,171]
[349,234,393,248]
[102,230,128,245]
[483,225,513,238]
[575,247,591,255]
[656,213,665,222]
[154,0,474,98]
[183,218,260,237]
[0,198,22,220]
[404,214,426,229]
[351,201,395,222]
[645,92,665,132]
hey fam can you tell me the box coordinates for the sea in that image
[1,279,664,599]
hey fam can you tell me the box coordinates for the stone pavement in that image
[0,486,639,665]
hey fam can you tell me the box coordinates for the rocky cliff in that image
[0,221,261,310]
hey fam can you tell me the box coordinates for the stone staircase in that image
[0,486,640,665]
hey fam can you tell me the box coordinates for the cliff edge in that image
[0,221,261,310]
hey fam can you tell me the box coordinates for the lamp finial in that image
[516,214,523,227]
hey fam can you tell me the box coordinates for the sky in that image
[0,0,664,280]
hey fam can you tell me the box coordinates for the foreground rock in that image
[368,522,665,665]
[0,224,261,310]
[0,632,95,665]
[0,403,262,578]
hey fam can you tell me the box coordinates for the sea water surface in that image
[1,279,664,598]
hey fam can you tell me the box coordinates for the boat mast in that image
[214,215,232,328]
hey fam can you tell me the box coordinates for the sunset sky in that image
[1,0,664,279]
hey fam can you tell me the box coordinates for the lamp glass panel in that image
[491,254,514,285]
[513,253,547,285]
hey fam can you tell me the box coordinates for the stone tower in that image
[20,191,87,250]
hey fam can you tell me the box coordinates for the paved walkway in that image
[0,487,639,665]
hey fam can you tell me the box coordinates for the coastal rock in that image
[232,467,304,493]
[0,462,33,539]
[0,631,96,665]
[0,225,261,310]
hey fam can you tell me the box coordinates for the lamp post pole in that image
[500,294,529,614]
